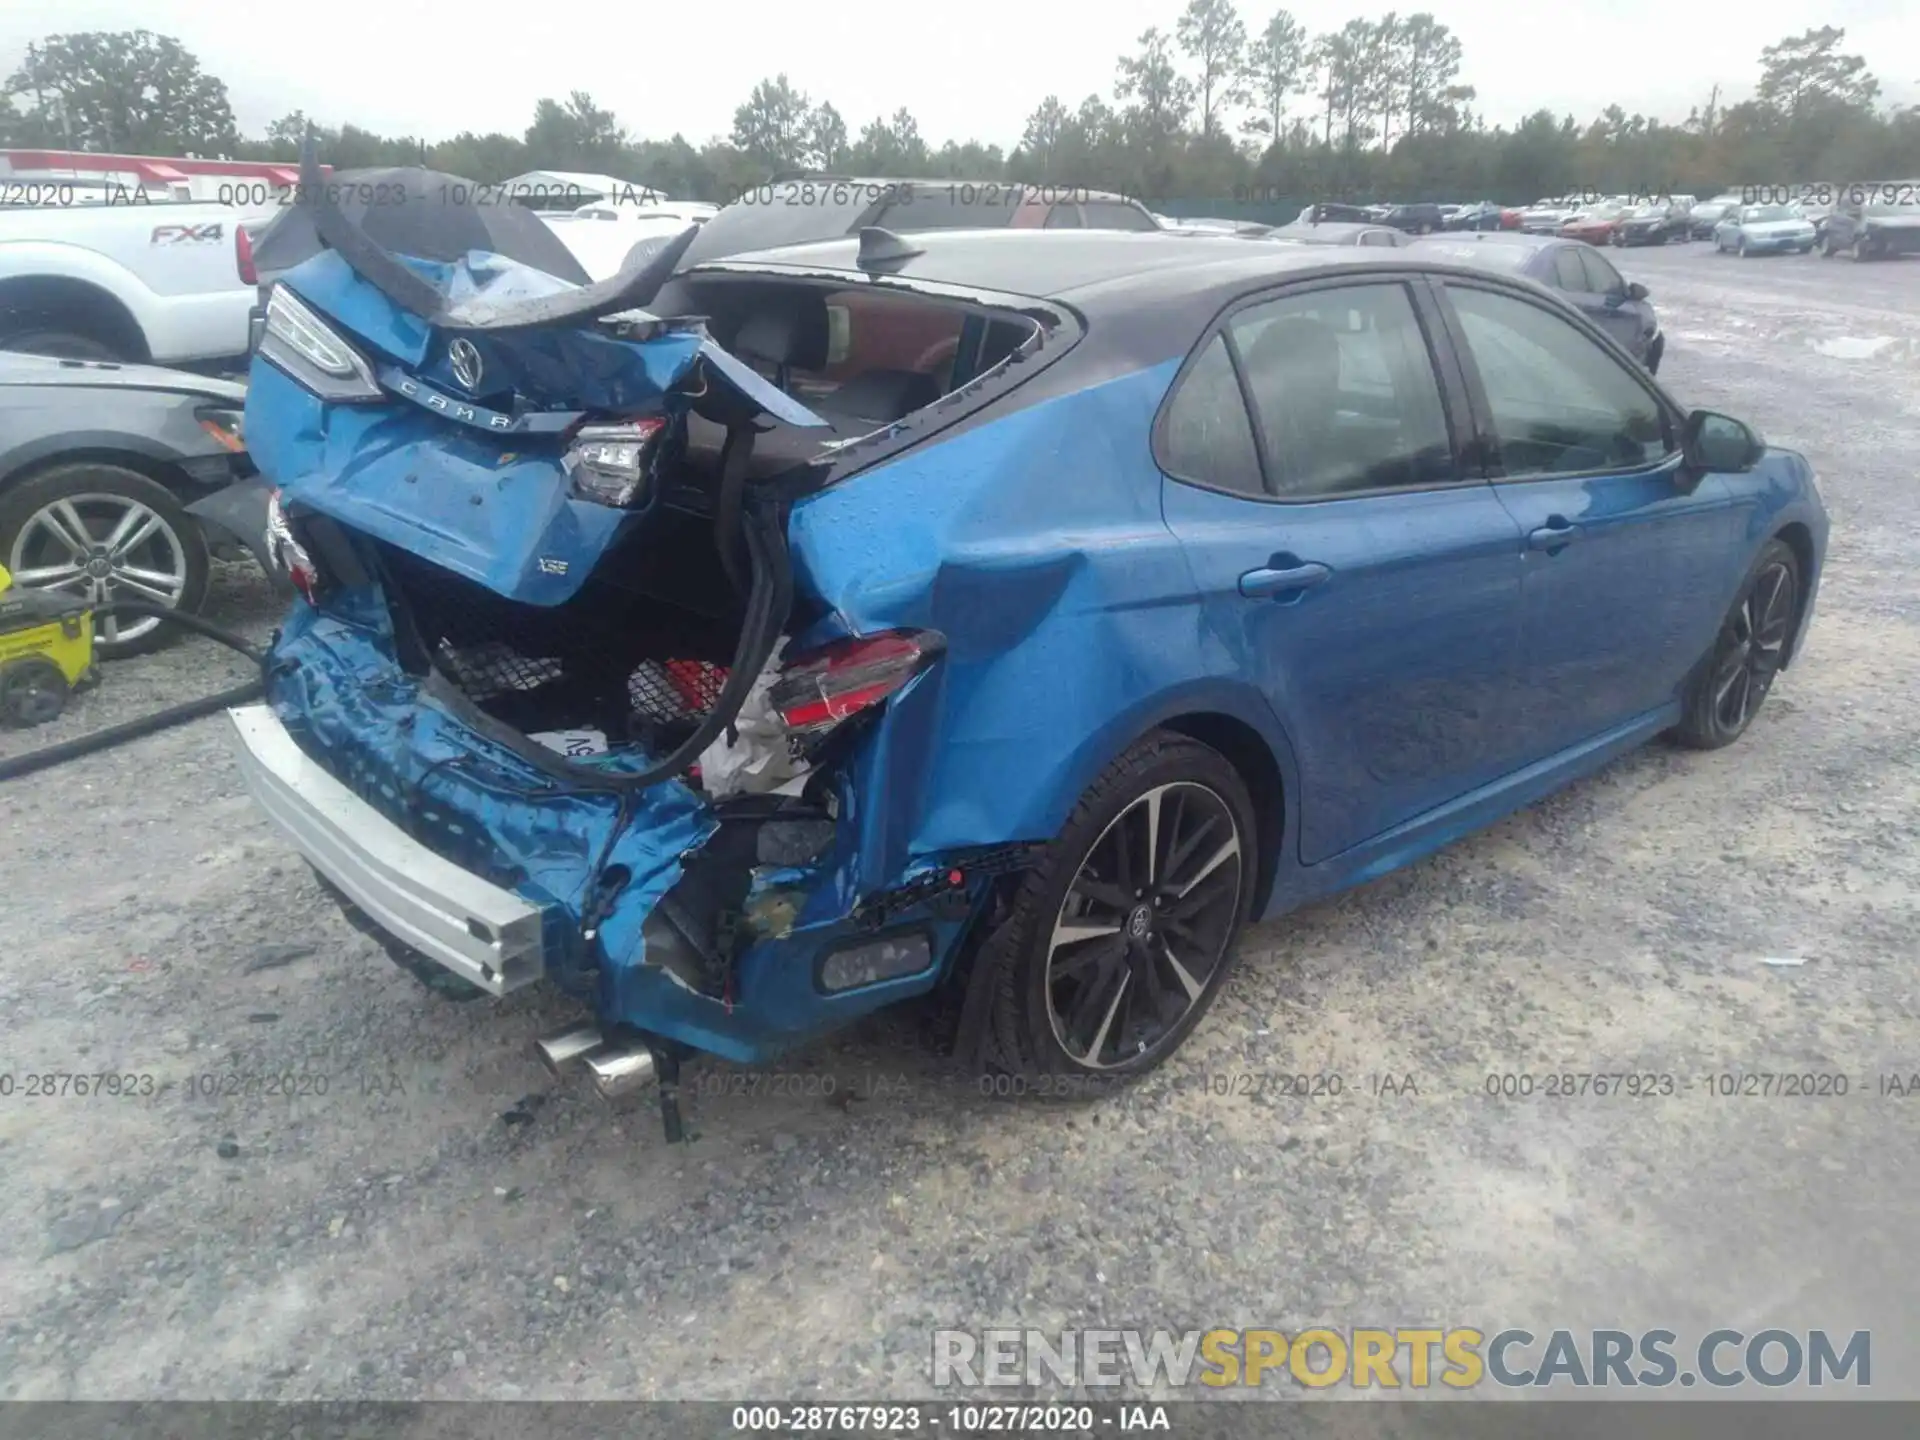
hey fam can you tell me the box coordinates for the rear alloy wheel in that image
[0,464,209,657]
[986,731,1256,1085]
[1671,540,1800,750]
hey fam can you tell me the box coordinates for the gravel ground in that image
[2,245,1917,1403]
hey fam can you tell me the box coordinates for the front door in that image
[1436,280,1745,761]
[1158,278,1526,865]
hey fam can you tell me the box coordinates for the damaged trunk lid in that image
[253,239,829,609]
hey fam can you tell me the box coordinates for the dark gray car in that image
[0,354,274,654]
[1821,188,1920,259]
[1406,231,1664,372]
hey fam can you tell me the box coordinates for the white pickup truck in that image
[0,193,275,367]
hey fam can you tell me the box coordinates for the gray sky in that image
[4,0,1913,152]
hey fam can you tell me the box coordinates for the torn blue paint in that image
[252,249,827,606]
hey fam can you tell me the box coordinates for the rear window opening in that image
[663,276,1043,476]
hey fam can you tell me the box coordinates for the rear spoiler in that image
[294,140,698,333]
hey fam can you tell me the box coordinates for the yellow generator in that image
[0,563,96,728]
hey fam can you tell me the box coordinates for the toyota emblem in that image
[448,338,484,391]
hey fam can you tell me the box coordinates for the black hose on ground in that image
[0,601,267,784]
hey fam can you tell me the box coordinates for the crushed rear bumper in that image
[226,702,548,995]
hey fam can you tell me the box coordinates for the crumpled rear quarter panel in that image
[791,359,1288,892]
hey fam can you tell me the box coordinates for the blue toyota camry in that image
[232,189,1827,1132]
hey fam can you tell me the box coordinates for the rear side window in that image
[1043,204,1083,230]
[1578,249,1623,293]
[1446,285,1670,476]
[1080,201,1157,232]
[1159,335,1264,496]
[1551,247,1590,291]
[1229,283,1454,498]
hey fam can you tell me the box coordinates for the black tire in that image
[1737,235,1750,258]
[1821,232,1837,257]
[984,729,1259,1087]
[1850,235,1873,263]
[0,329,122,362]
[1645,336,1664,374]
[0,463,210,658]
[1669,540,1801,751]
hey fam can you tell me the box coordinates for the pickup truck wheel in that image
[0,464,209,657]
[984,730,1257,1088]
[0,329,122,362]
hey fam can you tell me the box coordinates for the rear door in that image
[1432,279,1744,761]
[1158,276,1526,865]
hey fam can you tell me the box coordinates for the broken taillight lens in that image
[564,418,666,508]
[769,630,943,735]
[265,489,318,602]
[235,223,258,286]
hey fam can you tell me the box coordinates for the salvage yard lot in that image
[3,244,1918,1399]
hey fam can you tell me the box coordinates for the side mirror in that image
[1684,409,1765,474]
[1626,281,1650,302]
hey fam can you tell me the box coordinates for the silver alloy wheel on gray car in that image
[8,493,190,646]
[1043,780,1245,1069]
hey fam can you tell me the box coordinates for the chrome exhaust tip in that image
[534,1022,606,1076]
[585,1047,659,1100]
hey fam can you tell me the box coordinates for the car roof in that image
[763,175,1139,204]
[1266,222,1382,240]
[694,228,1366,301]
[1404,232,1554,271]
[677,178,1152,269]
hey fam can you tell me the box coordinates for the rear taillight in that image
[265,489,318,602]
[236,224,258,286]
[769,630,943,734]
[564,419,666,508]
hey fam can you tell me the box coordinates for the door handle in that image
[1528,521,1582,552]
[1239,562,1331,598]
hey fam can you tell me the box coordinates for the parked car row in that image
[2,162,1895,677]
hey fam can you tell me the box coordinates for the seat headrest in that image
[1246,314,1342,375]
[733,297,830,372]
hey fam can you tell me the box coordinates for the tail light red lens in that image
[236,224,258,286]
[770,630,943,735]
[265,489,318,603]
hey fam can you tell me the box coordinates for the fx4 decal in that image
[152,223,224,245]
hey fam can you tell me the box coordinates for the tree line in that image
[3,18,1914,213]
